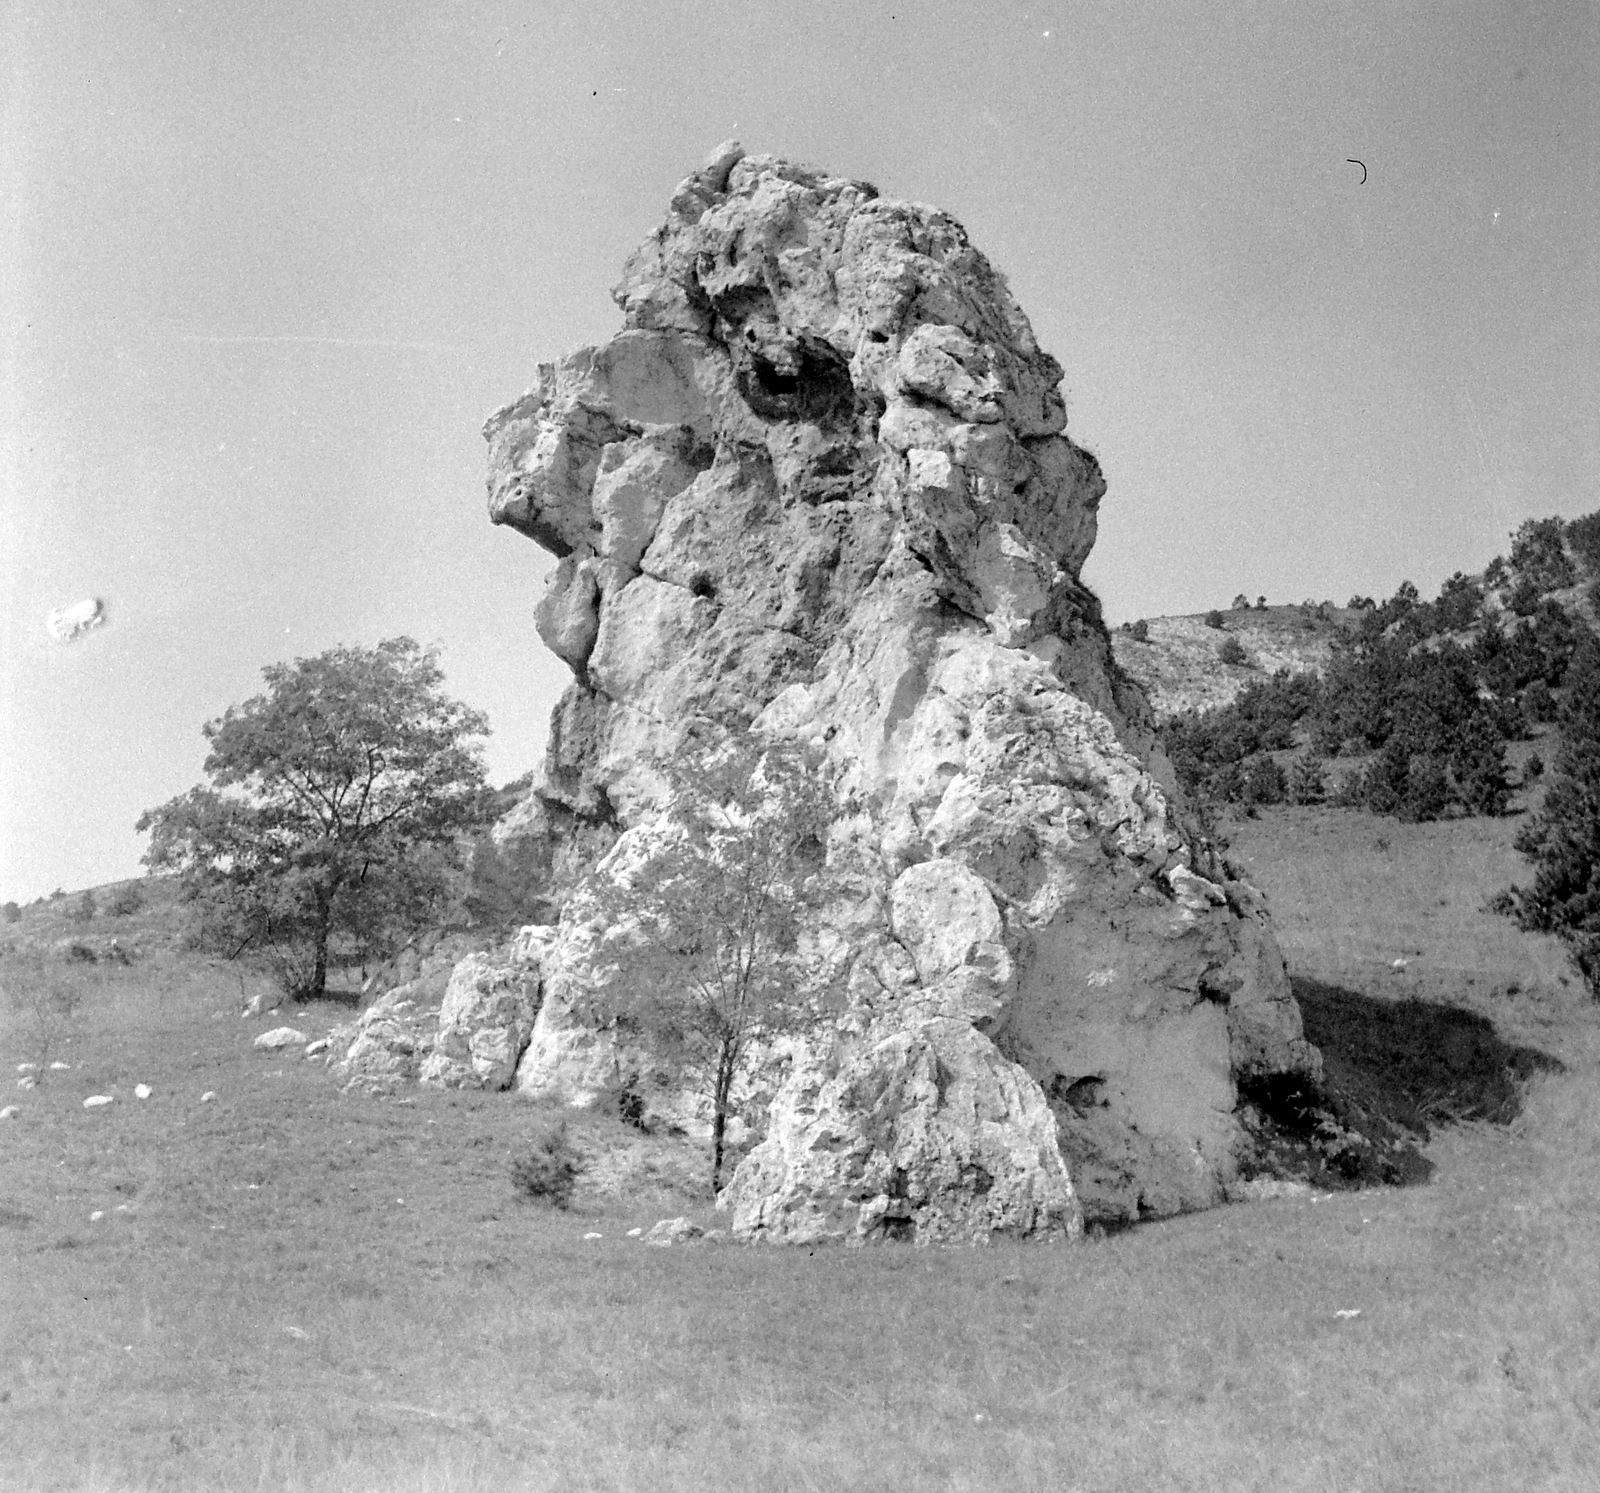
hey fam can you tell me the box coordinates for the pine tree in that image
[1505,635,1600,992]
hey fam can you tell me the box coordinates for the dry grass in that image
[4,811,1600,1492]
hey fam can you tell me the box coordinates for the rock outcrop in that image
[484,144,1320,1239]
[326,931,548,1095]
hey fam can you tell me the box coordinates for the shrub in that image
[1450,713,1510,817]
[1287,754,1327,806]
[1204,609,1226,630]
[1510,516,1576,594]
[68,891,96,924]
[1401,754,1452,822]
[1434,572,1484,633]
[510,1119,582,1208]
[1525,752,1544,782]
[1521,679,1557,726]
[1256,596,1267,610]
[105,883,145,918]
[1240,754,1287,806]
[1,902,19,924]
[1509,577,1542,617]
[1567,509,1600,574]
[1129,618,1150,642]
[1218,637,1250,667]
[1231,594,1251,611]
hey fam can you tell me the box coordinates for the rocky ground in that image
[1109,603,1354,718]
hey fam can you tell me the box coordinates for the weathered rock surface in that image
[327,930,551,1095]
[419,936,550,1090]
[327,988,439,1094]
[644,1216,704,1246]
[253,1026,307,1051]
[485,144,1320,1238]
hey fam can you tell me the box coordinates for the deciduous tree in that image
[138,638,494,998]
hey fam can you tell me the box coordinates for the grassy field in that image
[4,811,1600,1492]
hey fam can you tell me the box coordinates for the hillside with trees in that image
[1141,513,1599,825]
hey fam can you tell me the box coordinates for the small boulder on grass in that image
[82,1095,113,1109]
[0,1105,19,1120]
[645,1217,704,1247]
[253,1027,308,1051]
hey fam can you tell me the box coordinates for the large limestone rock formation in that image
[484,144,1319,1240]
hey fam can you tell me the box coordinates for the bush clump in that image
[1287,753,1327,806]
[1204,609,1226,630]
[510,1119,582,1209]
[105,883,145,918]
[1218,636,1250,667]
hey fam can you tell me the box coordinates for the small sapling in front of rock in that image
[579,743,834,1192]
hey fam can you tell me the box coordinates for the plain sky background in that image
[3,1,1596,904]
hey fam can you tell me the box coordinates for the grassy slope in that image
[4,815,1600,1492]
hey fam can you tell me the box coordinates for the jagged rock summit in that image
[484,144,1320,1241]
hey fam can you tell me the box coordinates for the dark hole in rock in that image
[735,333,857,426]
[1048,1073,1106,1114]
[689,573,717,600]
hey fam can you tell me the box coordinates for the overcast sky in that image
[3,1,1596,903]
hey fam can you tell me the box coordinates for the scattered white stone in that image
[89,1210,104,1221]
[1391,959,1409,970]
[49,1062,70,1071]
[626,1227,643,1237]
[113,1204,132,1214]
[282,1325,308,1340]
[0,1105,19,1120]
[134,1084,152,1100]
[200,1091,217,1103]
[583,1231,603,1240]
[253,1027,308,1051]
[304,1038,330,1057]
[1230,1177,1314,1203]
[16,1063,36,1073]
[1335,1309,1362,1320]
[45,596,106,644]
[644,1216,704,1246]
[17,1076,37,1091]
[82,1095,113,1109]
